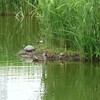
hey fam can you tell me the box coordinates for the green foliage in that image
[37,0,100,61]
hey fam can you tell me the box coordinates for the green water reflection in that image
[0,61,100,100]
[0,16,39,62]
[0,17,100,100]
[42,62,100,100]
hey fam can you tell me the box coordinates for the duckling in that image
[59,53,64,60]
[33,52,47,61]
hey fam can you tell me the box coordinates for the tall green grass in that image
[37,0,100,61]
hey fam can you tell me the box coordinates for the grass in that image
[36,0,100,61]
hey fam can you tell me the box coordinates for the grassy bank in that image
[37,0,100,61]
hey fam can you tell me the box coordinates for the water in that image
[0,17,100,100]
[0,61,100,100]
[0,16,39,62]
[0,62,44,100]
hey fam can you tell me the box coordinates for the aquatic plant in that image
[37,0,100,61]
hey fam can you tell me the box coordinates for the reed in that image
[37,0,100,61]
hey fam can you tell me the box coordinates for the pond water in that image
[0,17,100,100]
[0,61,100,100]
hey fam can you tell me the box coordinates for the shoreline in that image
[17,49,83,62]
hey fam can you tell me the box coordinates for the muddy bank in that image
[17,50,82,62]
[46,53,82,61]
